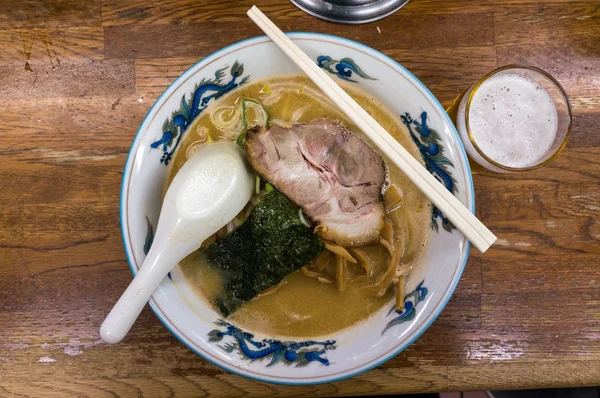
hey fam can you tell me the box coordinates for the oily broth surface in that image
[168,75,432,338]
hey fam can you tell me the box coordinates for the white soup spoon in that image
[101,142,254,344]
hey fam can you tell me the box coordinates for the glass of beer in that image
[446,65,572,173]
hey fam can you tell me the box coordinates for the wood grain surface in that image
[1,0,599,396]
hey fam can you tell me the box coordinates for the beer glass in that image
[446,65,572,173]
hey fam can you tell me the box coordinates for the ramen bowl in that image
[121,33,474,385]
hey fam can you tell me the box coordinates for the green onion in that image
[255,175,261,195]
[265,183,274,193]
[236,132,246,148]
[242,99,270,129]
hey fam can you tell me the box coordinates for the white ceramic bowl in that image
[121,33,474,385]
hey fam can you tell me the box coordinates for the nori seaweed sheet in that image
[204,190,324,317]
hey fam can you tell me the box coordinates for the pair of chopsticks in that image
[247,6,496,252]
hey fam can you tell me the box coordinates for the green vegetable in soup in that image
[205,190,325,317]
[236,100,270,148]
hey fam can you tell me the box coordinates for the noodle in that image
[185,141,205,159]
[349,248,373,276]
[379,238,394,256]
[350,274,368,283]
[361,237,404,297]
[312,251,333,272]
[317,275,333,284]
[382,218,394,244]
[300,265,321,278]
[335,255,348,293]
[325,242,357,263]
[196,125,209,142]
[210,106,244,138]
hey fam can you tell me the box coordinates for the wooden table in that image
[1,0,599,396]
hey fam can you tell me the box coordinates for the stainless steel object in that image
[290,0,410,24]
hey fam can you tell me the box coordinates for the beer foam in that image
[468,73,558,168]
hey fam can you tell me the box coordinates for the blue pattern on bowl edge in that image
[208,320,336,367]
[317,55,376,83]
[402,112,457,232]
[383,281,428,335]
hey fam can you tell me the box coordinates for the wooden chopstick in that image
[247,6,496,253]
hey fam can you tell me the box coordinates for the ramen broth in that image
[167,75,431,338]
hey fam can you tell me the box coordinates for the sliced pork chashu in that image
[245,118,386,246]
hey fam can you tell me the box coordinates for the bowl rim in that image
[119,32,475,385]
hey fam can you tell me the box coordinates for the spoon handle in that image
[100,241,186,344]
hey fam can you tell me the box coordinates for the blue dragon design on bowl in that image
[317,56,376,83]
[208,320,336,367]
[383,281,428,335]
[150,62,250,165]
[402,112,457,232]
